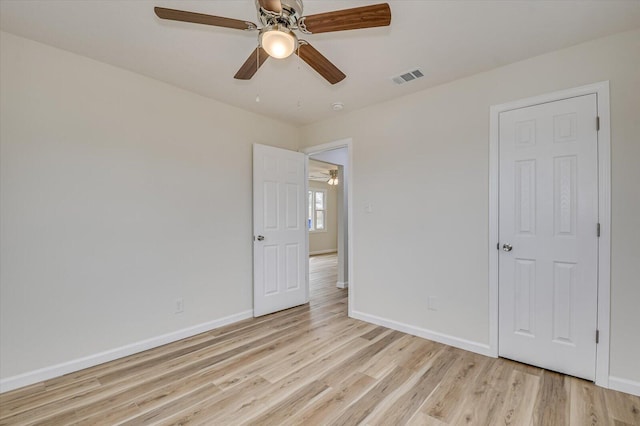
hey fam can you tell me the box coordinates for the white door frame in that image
[301,138,354,316]
[489,81,611,387]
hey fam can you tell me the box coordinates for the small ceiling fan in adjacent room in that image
[154,0,391,84]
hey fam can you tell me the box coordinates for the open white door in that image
[498,94,599,381]
[253,144,308,317]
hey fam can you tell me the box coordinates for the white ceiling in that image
[2,1,639,126]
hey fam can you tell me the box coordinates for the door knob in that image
[502,243,513,252]
[256,235,265,241]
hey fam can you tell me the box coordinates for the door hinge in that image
[597,223,601,237]
[596,116,600,131]
[596,329,600,344]
[497,243,500,250]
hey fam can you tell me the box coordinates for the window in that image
[308,189,326,231]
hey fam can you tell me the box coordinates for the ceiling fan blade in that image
[258,0,282,14]
[154,7,257,31]
[296,42,346,85]
[234,47,269,80]
[299,3,391,34]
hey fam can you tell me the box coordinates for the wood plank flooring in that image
[1,253,638,425]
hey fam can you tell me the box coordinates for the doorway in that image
[307,159,340,256]
[252,140,353,318]
[489,82,611,387]
[302,139,353,316]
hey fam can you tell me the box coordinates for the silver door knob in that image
[502,243,513,252]
[256,235,265,241]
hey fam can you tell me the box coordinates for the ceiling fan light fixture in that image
[327,169,339,186]
[260,26,297,59]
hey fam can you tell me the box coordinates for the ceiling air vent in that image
[391,69,424,85]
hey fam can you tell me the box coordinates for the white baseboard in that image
[351,310,493,357]
[336,281,348,289]
[309,249,337,256]
[0,310,253,394]
[609,376,640,397]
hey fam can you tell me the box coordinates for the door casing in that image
[488,81,611,388]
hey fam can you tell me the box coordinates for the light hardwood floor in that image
[1,253,638,425]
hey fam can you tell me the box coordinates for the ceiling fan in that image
[154,1,391,85]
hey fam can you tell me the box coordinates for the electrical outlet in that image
[428,296,438,311]
[175,298,184,314]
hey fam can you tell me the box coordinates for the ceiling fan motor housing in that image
[256,0,303,29]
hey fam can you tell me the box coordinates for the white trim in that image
[594,84,611,388]
[351,310,492,357]
[301,138,354,317]
[609,376,640,397]
[0,310,253,394]
[489,81,611,387]
[309,249,338,256]
[302,138,352,157]
[336,281,348,289]
[488,96,500,358]
[304,156,310,303]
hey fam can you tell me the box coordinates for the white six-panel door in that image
[253,144,308,317]
[498,94,599,381]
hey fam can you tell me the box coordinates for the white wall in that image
[300,29,640,385]
[0,32,299,385]
[308,181,338,254]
